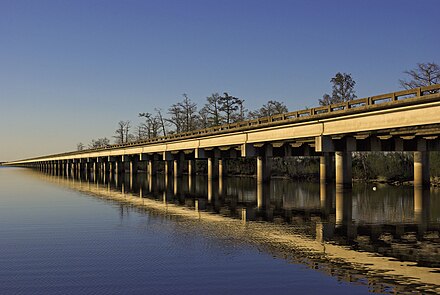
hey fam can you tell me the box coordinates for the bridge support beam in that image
[256,144,272,183]
[207,157,218,179]
[335,152,352,188]
[187,159,194,176]
[414,151,430,187]
[130,156,138,176]
[320,152,334,184]
[147,158,157,176]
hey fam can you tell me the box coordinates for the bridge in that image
[5,84,440,188]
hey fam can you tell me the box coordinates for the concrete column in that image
[130,159,138,175]
[218,159,224,179]
[147,159,156,176]
[173,159,183,178]
[414,151,430,187]
[188,160,194,176]
[320,152,334,183]
[115,161,120,174]
[335,152,352,188]
[207,158,218,179]
[257,156,271,183]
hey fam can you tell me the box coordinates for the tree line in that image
[78,62,439,150]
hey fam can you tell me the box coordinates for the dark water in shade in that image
[0,167,439,294]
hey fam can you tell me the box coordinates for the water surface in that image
[1,167,439,294]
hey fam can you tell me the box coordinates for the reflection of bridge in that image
[6,84,440,187]
[30,170,440,293]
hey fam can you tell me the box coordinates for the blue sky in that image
[1,0,439,161]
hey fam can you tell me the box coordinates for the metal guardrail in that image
[10,84,440,162]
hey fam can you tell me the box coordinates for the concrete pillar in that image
[115,161,120,174]
[256,156,271,183]
[147,159,156,176]
[207,158,218,179]
[173,159,183,178]
[130,159,138,175]
[335,152,352,188]
[188,160,194,176]
[320,152,334,183]
[218,159,224,179]
[414,151,430,187]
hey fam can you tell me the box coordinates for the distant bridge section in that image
[6,84,440,188]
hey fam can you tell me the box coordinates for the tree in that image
[139,112,161,139]
[89,138,110,149]
[76,142,85,151]
[201,93,223,127]
[166,94,198,133]
[166,103,184,134]
[249,100,288,119]
[155,108,167,136]
[178,94,198,132]
[114,120,131,144]
[218,92,244,124]
[319,72,357,106]
[399,62,440,89]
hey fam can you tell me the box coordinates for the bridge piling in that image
[414,151,430,187]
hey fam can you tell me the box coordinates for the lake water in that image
[0,167,439,294]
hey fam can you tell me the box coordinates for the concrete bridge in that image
[5,84,440,188]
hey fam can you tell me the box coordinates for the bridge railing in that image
[11,84,440,162]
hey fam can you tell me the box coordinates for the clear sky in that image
[1,0,439,161]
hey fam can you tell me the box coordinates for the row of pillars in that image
[25,150,431,188]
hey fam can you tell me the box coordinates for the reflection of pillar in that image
[208,177,213,202]
[414,152,430,187]
[257,181,263,209]
[319,182,333,217]
[414,187,430,226]
[148,172,153,192]
[173,176,178,196]
[218,159,223,179]
[335,188,352,225]
[188,175,193,193]
[218,176,223,197]
[320,152,333,183]
[241,208,247,223]
[335,152,352,188]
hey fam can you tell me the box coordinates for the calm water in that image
[1,167,439,294]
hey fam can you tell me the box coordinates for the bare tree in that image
[89,138,110,149]
[166,103,184,134]
[399,62,440,89]
[249,100,288,119]
[319,72,356,106]
[76,142,85,151]
[114,120,131,144]
[155,108,167,136]
[219,92,244,124]
[139,112,161,139]
[178,94,198,132]
[201,93,223,127]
